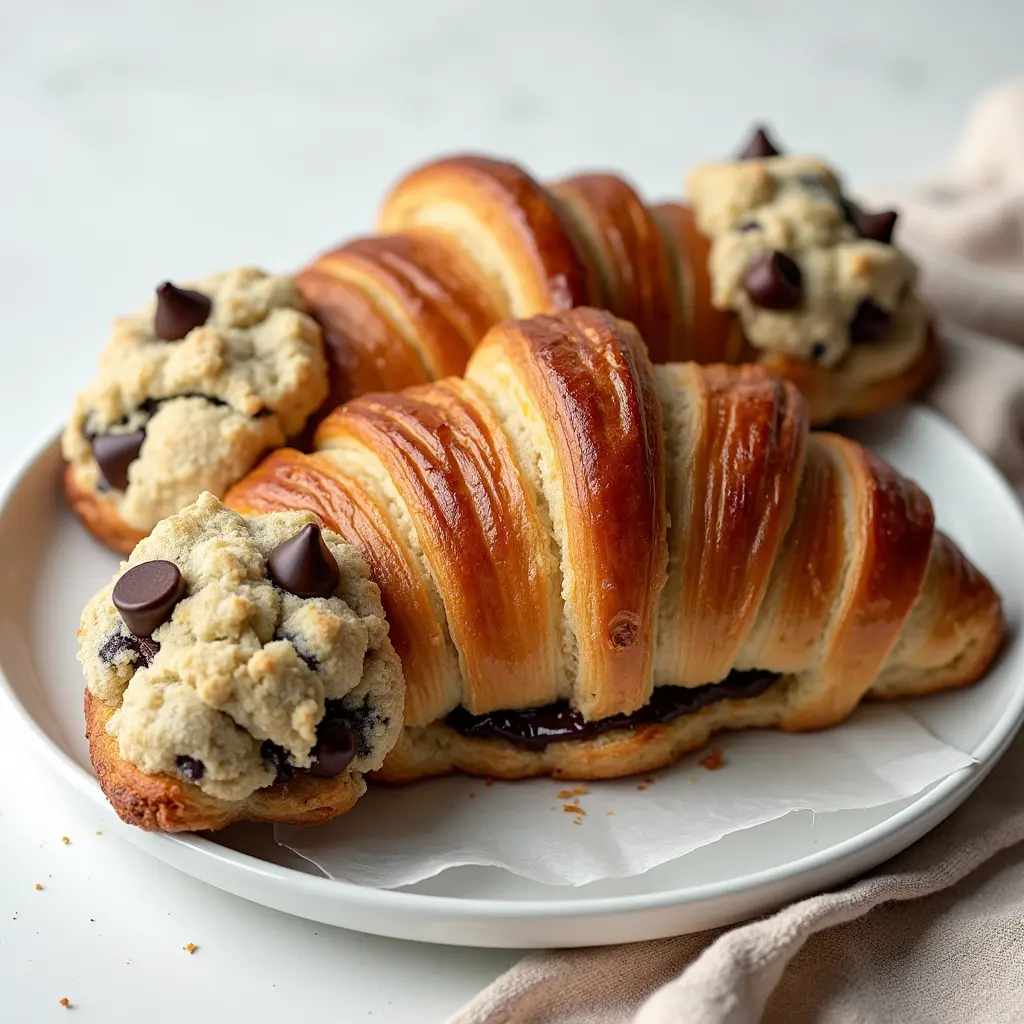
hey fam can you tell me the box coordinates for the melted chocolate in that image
[445,669,780,750]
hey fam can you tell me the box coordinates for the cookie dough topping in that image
[77,493,404,802]
[687,128,926,372]
[61,267,329,532]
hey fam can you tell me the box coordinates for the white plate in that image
[1,404,1022,949]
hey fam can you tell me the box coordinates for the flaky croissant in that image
[298,150,936,427]
[224,308,1001,782]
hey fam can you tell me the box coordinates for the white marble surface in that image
[2,0,1023,1019]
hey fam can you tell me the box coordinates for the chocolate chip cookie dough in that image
[78,492,404,805]
[687,128,926,380]
[62,267,329,552]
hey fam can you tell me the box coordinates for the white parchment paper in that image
[274,704,973,888]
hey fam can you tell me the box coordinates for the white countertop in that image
[3,1,1023,1019]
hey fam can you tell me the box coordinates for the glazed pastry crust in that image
[290,154,933,427]
[227,310,1003,784]
[85,691,364,831]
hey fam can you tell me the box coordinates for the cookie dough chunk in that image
[687,144,926,376]
[77,492,404,803]
[62,268,329,537]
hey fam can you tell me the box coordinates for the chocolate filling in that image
[445,669,780,750]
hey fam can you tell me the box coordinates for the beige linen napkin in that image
[449,78,1024,1024]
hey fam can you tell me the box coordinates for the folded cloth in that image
[448,78,1024,1024]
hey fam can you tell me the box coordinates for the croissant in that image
[224,308,1001,782]
[298,137,936,427]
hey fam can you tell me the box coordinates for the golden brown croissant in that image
[224,309,1001,782]
[298,143,936,427]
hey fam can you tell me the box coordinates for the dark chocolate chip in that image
[260,740,294,785]
[743,251,803,309]
[736,220,761,233]
[737,125,782,160]
[112,560,186,638]
[849,299,891,343]
[154,282,212,341]
[175,755,205,782]
[850,208,898,244]
[810,342,827,363]
[267,523,339,599]
[99,631,160,668]
[309,719,357,778]
[91,429,145,491]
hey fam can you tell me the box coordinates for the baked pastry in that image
[79,491,403,831]
[224,308,1002,783]
[295,133,934,423]
[63,268,328,554]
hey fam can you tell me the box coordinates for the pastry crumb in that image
[606,810,615,816]
[34,883,43,891]
[94,830,103,836]
[483,777,494,787]
[572,785,589,795]
[700,748,725,771]
[183,942,197,954]
[468,792,476,800]
[61,836,71,845]
[59,998,70,1008]
[556,789,573,799]
[643,777,654,785]
[562,804,584,815]
[636,784,647,791]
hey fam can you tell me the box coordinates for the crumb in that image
[89,919,95,923]
[59,997,70,1008]
[643,777,654,785]
[61,836,71,845]
[636,784,647,791]
[94,830,103,836]
[700,748,725,771]
[34,883,43,891]
[183,943,197,954]
[572,785,589,796]
[571,819,582,826]
[483,777,494,787]
[562,804,584,815]
[606,810,615,816]
[557,789,574,799]
[688,776,696,784]
[468,792,476,800]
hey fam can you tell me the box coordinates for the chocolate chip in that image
[267,523,339,599]
[99,631,160,668]
[810,342,827,363]
[743,251,802,310]
[309,719,357,778]
[275,631,319,672]
[736,221,761,233]
[175,755,205,782]
[849,299,891,343]
[850,208,898,244]
[91,429,145,491]
[154,282,212,341]
[112,560,186,638]
[737,125,782,160]
[260,740,294,785]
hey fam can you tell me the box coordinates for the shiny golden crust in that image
[64,462,146,555]
[225,310,1002,783]
[86,691,364,831]
[287,155,931,426]
[378,154,595,316]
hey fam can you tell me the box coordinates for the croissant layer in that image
[226,310,1002,780]
[300,155,933,425]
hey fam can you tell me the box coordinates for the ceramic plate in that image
[1,403,1022,948]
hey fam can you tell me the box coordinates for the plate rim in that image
[3,404,1023,927]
